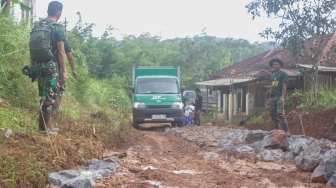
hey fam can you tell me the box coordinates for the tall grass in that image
[0,14,34,108]
[0,12,132,188]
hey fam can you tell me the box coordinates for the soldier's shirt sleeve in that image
[282,71,288,83]
[54,25,66,43]
[64,40,71,53]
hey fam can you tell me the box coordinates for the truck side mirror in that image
[129,86,134,93]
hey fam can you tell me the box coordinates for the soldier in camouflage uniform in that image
[266,58,290,136]
[30,1,67,135]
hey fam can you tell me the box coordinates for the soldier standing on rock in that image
[266,58,291,136]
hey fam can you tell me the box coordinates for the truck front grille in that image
[147,105,170,108]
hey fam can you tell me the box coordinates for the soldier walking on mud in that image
[29,1,67,135]
[266,58,290,136]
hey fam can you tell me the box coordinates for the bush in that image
[286,89,336,110]
[241,112,264,125]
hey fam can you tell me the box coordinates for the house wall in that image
[215,77,304,122]
[304,72,336,91]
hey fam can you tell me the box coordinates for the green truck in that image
[129,66,184,129]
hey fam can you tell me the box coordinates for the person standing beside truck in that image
[194,88,203,126]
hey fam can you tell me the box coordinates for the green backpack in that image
[29,20,58,62]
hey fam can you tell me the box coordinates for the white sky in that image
[34,0,281,43]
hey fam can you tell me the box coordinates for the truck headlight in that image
[134,102,145,109]
[172,102,183,109]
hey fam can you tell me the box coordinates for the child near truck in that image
[183,104,194,126]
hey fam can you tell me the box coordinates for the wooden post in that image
[246,92,249,116]
[223,94,227,120]
[228,92,233,122]
[299,115,305,136]
[233,93,237,115]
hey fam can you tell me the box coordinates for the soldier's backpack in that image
[29,20,58,62]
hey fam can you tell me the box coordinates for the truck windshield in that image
[201,89,217,103]
[137,78,179,94]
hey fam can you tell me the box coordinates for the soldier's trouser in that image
[37,61,59,131]
[52,65,66,116]
[194,111,201,126]
[269,96,289,133]
[51,87,64,116]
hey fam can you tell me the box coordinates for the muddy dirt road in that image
[93,125,324,188]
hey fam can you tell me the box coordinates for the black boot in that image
[274,123,280,130]
[38,112,46,132]
[282,122,291,136]
[39,111,57,135]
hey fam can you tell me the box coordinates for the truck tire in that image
[132,122,140,129]
[172,122,183,127]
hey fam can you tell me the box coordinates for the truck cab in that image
[130,66,184,129]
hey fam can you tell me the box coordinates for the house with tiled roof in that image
[196,33,336,122]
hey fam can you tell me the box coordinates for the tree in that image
[1,0,11,13]
[246,0,336,103]
[21,0,35,25]
[1,0,31,15]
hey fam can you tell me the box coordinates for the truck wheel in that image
[132,122,140,129]
[172,122,183,127]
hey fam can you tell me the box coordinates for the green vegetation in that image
[0,14,132,188]
[286,89,336,110]
[239,89,336,127]
[243,112,264,124]
[247,0,336,103]
[1,3,335,187]
[0,10,269,188]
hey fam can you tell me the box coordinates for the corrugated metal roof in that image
[297,64,336,72]
[196,78,254,86]
[196,69,302,86]
[281,69,303,76]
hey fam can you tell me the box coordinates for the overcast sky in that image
[34,0,280,43]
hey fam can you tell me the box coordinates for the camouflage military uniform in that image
[269,70,290,133]
[37,61,59,110]
[35,19,65,133]
[51,40,71,115]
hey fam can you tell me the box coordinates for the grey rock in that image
[261,130,289,151]
[257,149,284,162]
[323,149,336,180]
[311,162,327,183]
[285,152,295,159]
[48,159,121,187]
[64,176,96,188]
[48,170,80,186]
[327,174,336,186]
[287,135,315,157]
[227,145,254,156]
[245,130,267,143]
[295,141,322,172]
